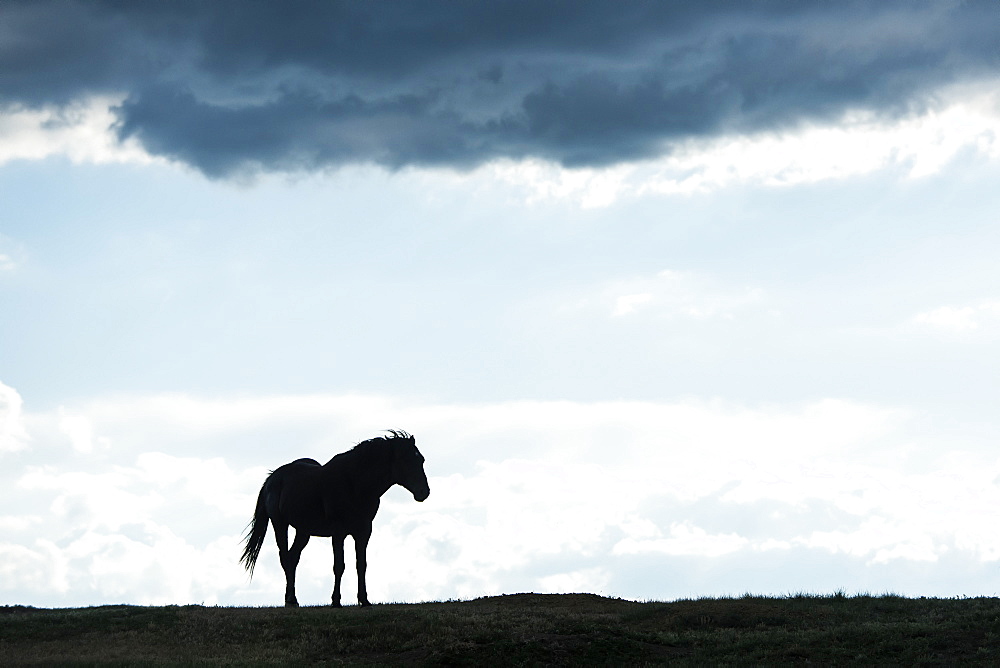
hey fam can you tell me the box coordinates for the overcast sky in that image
[3,0,1000,607]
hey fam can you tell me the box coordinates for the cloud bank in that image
[3,0,998,176]
[4,384,1000,606]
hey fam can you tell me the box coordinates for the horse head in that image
[388,430,430,502]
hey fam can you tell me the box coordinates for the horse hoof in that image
[330,601,342,608]
[359,599,371,607]
[285,600,299,608]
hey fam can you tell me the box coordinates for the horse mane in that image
[351,429,413,452]
[328,430,413,465]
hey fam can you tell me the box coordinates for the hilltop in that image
[3,592,1000,664]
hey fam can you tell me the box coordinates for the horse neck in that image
[327,447,394,500]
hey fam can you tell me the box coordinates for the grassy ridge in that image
[3,592,1000,665]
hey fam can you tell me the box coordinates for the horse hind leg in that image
[274,522,310,607]
[285,530,311,607]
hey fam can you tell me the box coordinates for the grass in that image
[3,592,1000,665]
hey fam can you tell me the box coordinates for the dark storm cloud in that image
[2,0,997,176]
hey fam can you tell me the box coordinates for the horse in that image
[240,430,429,607]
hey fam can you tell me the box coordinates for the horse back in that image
[262,459,325,526]
[286,457,322,468]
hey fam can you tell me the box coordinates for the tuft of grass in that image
[3,592,1000,665]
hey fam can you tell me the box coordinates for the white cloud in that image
[57,408,109,454]
[913,301,1000,333]
[4,386,1000,605]
[0,540,65,594]
[614,522,749,558]
[19,466,167,532]
[643,86,1000,194]
[0,381,28,453]
[594,270,765,321]
[489,79,1000,206]
[0,96,160,167]
[489,160,633,208]
[799,517,942,565]
[0,234,25,274]
[538,568,612,595]
[612,293,653,317]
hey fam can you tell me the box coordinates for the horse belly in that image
[273,489,330,535]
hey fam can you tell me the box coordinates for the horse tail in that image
[240,480,270,577]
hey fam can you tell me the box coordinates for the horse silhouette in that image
[240,430,429,607]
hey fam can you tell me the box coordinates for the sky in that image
[3,0,1000,607]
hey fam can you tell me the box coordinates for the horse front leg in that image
[331,534,346,607]
[280,529,310,607]
[354,527,372,607]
